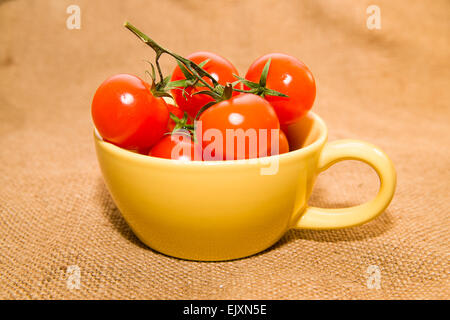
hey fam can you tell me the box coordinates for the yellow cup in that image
[94,112,396,261]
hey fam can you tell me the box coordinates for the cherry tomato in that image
[278,130,289,154]
[92,74,169,150]
[171,51,240,118]
[197,94,280,160]
[149,133,202,161]
[270,130,289,155]
[245,53,316,125]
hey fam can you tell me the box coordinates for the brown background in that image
[0,0,449,299]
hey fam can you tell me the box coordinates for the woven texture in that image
[0,0,449,299]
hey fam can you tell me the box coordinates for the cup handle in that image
[294,139,396,229]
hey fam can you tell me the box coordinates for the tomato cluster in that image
[91,24,315,161]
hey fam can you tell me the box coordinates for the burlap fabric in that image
[0,0,448,299]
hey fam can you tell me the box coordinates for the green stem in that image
[124,22,219,94]
[155,52,164,83]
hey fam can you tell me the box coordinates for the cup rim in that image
[94,111,328,167]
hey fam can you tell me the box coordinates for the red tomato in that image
[197,94,280,160]
[92,74,169,150]
[245,53,316,125]
[171,51,240,118]
[278,130,290,154]
[166,103,193,132]
[270,129,289,155]
[149,133,202,161]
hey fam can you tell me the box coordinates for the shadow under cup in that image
[94,112,396,261]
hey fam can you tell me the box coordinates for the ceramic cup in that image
[94,112,396,261]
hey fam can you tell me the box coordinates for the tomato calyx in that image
[168,111,193,133]
[233,59,289,98]
[141,60,183,99]
[192,83,235,121]
[166,111,200,143]
[151,79,174,99]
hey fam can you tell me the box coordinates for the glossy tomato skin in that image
[197,94,280,160]
[92,74,169,150]
[171,51,240,118]
[149,133,202,161]
[245,53,316,125]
